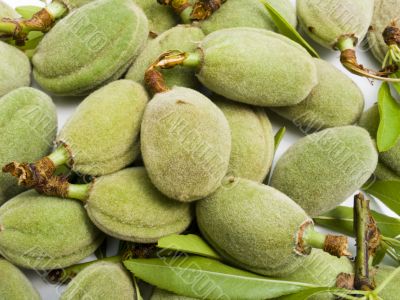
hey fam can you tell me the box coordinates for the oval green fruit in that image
[60,262,137,300]
[135,0,178,36]
[368,0,400,63]
[0,41,31,97]
[0,87,57,205]
[195,27,318,107]
[297,0,374,49]
[270,126,378,217]
[213,96,274,182]
[272,58,364,130]
[359,104,400,177]
[0,259,40,300]
[196,178,312,277]
[152,288,197,300]
[32,0,149,96]
[0,190,104,270]
[199,0,297,35]
[58,80,148,176]
[141,87,231,202]
[374,265,400,299]
[85,167,193,243]
[126,25,205,89]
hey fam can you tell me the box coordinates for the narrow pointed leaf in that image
[364,180,400,216]
[157,234,221,260]
[390,71,400,95]
[274,127,286,150]
[15,5,42,19]
[314,206,400,238]
[277,287,358,300]
[377,82,400,152]
[133,277,143,300]
[261,0,319,58]
[124,256,322,300]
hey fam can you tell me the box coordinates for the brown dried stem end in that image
[324,235,351,258]
[47,269,71,284]
[144,50,188,94]
[336,273,355,290]
[294,219,314,256]
[35,175,70,198]
[353,193,377,291]
[191,0,225,21]
[2,157,56,188]
[383,25,400,47]
[157,0,193,15]
[120,243,158,260]
[337,35,400,82]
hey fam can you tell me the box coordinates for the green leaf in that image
[274,127,286,150]
[314,206,400,238]
[364,180,400,216]
[276,287,360,300]
[124,256,322,300]
[133,277,143,300]
[377,82,400,152]
[390,71,400,95]
[260,0,319,58]
[373,241,390,266]
[157,234,221,260]
[15,5,42,19]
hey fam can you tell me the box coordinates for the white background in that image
[2,0,398,299]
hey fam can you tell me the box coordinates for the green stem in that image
[48,145,70,167]
[336,36,356,52]
[67,183,92,201]
[45,1,68,19]
[183,51,202,68]
[302,227,327,249]
[180,6,193,24]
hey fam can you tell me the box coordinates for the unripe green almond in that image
[126,25,204,89]
[272,59,364,130]
[213,96,274,182]
[297,0,374,49]
[0,0,18,19]
[0,190,104,270]
[86,167,192,243]
[32,0,149,96]
[61,262,137,300]
[359,104,400,177]
[196,27,318,107]
[199,0,297,35]
[141,87,231,202]
[282,250,353,300]
[196,178,310,277]
[152,288,197,300]
[0,87,57,205]
[0,41,31,97]
[374,265,400,299]
[58,80,148,176]
[367,0,400,63]
[375,162,400,181]
[270,126,378,217]
[135,0,178,36]
[0,259,41,300]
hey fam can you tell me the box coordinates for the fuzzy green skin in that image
[61,262,136,300]
[0,0,19,18]
[271,126,378,217]
[32,0,149,96]
[151,288,197,300]
[297,0,374,49]
[87,167,193,243]
[213,96,274,182]
[272,59,364,131]
[197,27,318,107]
[126,25,204,89]
[135,0,178,36]
[60,0,93,10]
[367,0,400,63]
[375,162,400,181]
[281,250,354,300]
[141,87,231,202]
[0,42,31,97]
[0,259,41,300]
[199,0,296,35]
[359,104,400,177]
[58,80,148,176]
[374,265,400,299]
[0,190,104,270]
[196,178,311,277]
[0,87,57,205]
